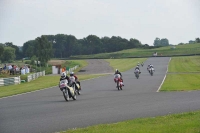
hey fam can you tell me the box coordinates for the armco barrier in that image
[0,76,21,86]
[66,65,79,74]
[27,71,45,82]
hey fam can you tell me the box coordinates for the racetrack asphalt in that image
[1,57,200,133]
[76,59,114,75]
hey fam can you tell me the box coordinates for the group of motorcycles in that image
[59,76,81,102]
[113,63,155,91]
[59,63,155,101]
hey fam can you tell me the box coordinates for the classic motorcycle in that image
[114,74,123,90]
[59,79,77,101]
[134,69,140,79]
[69,76,81,95]
[149,67,154,76]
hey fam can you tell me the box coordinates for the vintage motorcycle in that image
[59,79,77,101]
[149,67,154,76]
[114,74,123,90]
[69,76,81,95]
[134,69,140,79]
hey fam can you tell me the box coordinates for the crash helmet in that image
[115,69,119,73]
[61,72,66,78]
[70,71,74,76]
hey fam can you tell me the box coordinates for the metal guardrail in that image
[0,76,21,86]
[27,71,45,82]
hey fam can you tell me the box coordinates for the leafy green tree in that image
[154,38,161,46]
[4,42,22,59]
[1,47,16,62]
[0,44,4,61]
[196,38,200,43]
[23,40,38,58]
[160,38,169,46]
[36,35,53,66]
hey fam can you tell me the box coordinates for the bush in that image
[20,74,28,82]
[25,60,31,64]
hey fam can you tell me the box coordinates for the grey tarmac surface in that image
[1,57,200,133]
[76,59,114,75]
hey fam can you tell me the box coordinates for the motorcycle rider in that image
[114,69,124,86]
[70,72,81,90]
[141,62,144,67]
[60,72,70,82]
[135,65,141,74]
[149,64,155,71]
[59,72,70,90]
[147,64,151,72]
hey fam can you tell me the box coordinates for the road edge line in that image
[156,57,171,92]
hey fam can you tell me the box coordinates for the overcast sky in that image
[0,0,199,46]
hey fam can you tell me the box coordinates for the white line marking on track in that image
[157,57,171,92]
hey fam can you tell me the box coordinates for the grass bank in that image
[71,43,200,59]
[105,58,147,72]
[161,56,200,91]
[62,110,200,133]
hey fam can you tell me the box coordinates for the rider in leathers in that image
[70,72,81,90]
[114,69,124,86]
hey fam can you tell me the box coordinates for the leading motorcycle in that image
[59,79,77,101]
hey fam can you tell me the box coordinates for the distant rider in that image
[135,65,141,73]
[114,69,124,86]
[149,64,155,71]
[141,62,144,67]
[70,72,81,90]
[147,64,151,72]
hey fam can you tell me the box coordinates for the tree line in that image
[2,34,199,65]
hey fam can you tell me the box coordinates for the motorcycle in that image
[69,76,81,95]
[59,79,77,101]
[114,74,123,90]
[149,67,154,76]
[134,69,140,79]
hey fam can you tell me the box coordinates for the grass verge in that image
[160,56,200,91]
[61,110,200,133]
[160,74,200,91]
[168,56,200,72]
[105,58,147,72]
[0,74,106,98]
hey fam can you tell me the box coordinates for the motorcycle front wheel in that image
[63,89,69,101]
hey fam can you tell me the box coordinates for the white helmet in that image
[61,72,66,78]
[70,71,74,76]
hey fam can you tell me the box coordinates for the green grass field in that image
[71,43,200,59]
[62,110,200,133]
[105,58,147,72]
[161,56,200,91]
[168,56,200,72]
